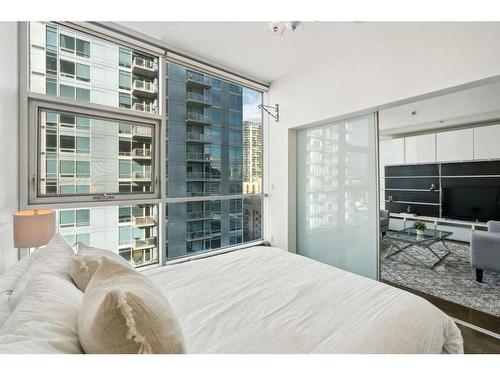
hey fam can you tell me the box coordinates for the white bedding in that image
[145,246,463,354]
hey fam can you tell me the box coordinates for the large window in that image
[164,63,264,260]
[25,22,265,268]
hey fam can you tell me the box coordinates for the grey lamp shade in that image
[13,209,56,248]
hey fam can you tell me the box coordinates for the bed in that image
[145,246,463,354]
[0,235,463,354]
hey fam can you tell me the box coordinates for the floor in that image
[380,235,500,316]
[457,324,500,354]
[381,234,500,354]
[384,280,500,353]
[380,234,500,353]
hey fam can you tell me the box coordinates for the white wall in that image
[267,22,500,250]
[0,22,19,274]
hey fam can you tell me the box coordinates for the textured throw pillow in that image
[70,244,133,292]
[8,233,74,309]
[78,257,186,354]
[0,272,83,354]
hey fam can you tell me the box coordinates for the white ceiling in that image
[117,21,365,83]
[117,22,500,86]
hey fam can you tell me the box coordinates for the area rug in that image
[380,236,500,317]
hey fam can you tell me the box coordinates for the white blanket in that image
[145,247,463,354]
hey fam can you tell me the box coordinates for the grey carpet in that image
[380,235,500,317]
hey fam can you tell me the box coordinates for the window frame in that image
[20,21,269,270]
[27,99,161,205]
[60,59,75,78]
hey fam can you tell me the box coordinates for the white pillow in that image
[78,257,186,354]
[0,272,83,353]
[70,243,133,292]
[76,242,132,268]
[0,250,43,328]
[8,233,74,309]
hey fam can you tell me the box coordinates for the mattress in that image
[145,246,463,354]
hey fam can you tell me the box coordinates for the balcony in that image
[119,239,133,248]
[133,216,157,227]
[186,91,212,106]
[131,248,158,267]
[186,132,211,143]
[119,125,151,138]
[186,230,213,241]
[132,148,152,159]
[131,257,158,268]
[186,172,221,181]
[186,190,220,197]
[132,57,158,77]
[186,152,212,162]
[133,126,153,138]
[133,102,158,114]
[134,237,157,250]
[132,171,151,181]
[186,112,211,125]
[186,211,221,221]
[132,80,158,97]
[186,72,211,87]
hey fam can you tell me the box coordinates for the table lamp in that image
[13,209,55,256]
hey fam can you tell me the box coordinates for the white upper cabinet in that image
[404,134,436,164]
[379,138,405,174]
[436,128,473,162]
[473,124,500,160]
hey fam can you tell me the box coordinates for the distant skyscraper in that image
[242,121,262,194]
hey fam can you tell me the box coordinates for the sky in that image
[243,87,262,123]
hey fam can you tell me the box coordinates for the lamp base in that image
[18,247,36,260]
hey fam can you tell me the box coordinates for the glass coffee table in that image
[383,228,453,269]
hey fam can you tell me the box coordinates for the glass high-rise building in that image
[243,120,263,194]
[28,22,264,267]
[165,63,261,259]
[29,22,159,113]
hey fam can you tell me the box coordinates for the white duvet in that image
[145,246,463,354]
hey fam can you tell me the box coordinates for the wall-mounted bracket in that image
[259,104,279,123]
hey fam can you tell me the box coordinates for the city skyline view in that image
[29,22,264,267]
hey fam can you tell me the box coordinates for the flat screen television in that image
[442,187,500,222]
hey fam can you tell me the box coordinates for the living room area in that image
[378,79,500,340]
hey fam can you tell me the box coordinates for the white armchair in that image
[470,220,500,282]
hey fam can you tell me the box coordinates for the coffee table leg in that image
[397,245,436,269]
[384,240,412,258]
[384,240,399,258]
[427,240,451,269]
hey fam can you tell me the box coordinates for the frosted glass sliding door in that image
[296,113,379,279]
